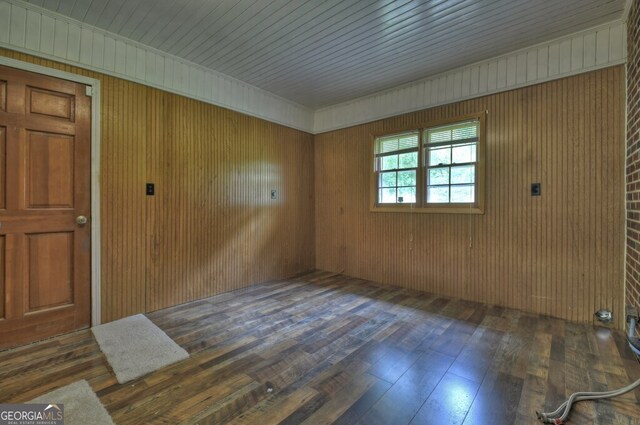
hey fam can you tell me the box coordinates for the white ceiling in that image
[25,0,626,109]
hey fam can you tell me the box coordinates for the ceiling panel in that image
[24,0,627,108]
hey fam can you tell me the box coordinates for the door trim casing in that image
[0,56,102,326]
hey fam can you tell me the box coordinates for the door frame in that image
[0,56,102,326]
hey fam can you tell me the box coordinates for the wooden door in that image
[0,65,91,350]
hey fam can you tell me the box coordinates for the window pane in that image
[398,152,418,168]
[377,132,419,154]
[380,188,397,203]
[398,187,416,203]
[428,129,452,144]
[429,147,451,166]
[427,186,450,203]
[381,155,398,171]
[450,165,475,184]
[451,143,477,163]
[451,185,475,203]
[397,134,419,150]
[397,170,416,187]
[379,138,398,153]
[428,167,449,185]
[380,172,396,187]
[451,125,478,140]
[427,121,479,144]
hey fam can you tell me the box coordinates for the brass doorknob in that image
[76,215,88,225]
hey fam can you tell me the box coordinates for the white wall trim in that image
[313,20,628,134]
[0,55,102,326]
[0,0,314,133]
[623,0,634,23]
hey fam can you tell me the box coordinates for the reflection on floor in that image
[1,270,639,424]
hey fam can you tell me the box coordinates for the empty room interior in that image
[1,0,640,424]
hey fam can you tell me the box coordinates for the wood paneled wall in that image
[315,66,625,326]
[0,46,626,328]
[0,48,315,323]
[143,92,315,312]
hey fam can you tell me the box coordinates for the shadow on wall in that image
[143,105,315,313]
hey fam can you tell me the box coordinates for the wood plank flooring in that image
[1,270,639,424]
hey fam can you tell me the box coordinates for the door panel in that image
[27,131,75,208]
[0,65,91,349]
[27,232,73,313]
[27,87,75,122]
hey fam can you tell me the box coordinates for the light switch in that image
[531,183,541,196]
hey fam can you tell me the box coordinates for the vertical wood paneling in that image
[66,24,80,63]
[0,3,10,44]
[24,11,41,52]
[52,19,67,59]
[315,67,625,326]
[0,47,315,323]
[9,5,27,49]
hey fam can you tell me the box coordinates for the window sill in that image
[370,205,484,214]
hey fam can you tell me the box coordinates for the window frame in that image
[370,112,486,214]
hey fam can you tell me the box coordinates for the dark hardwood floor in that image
[1,271,639,424]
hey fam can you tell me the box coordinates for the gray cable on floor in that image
[536,380,640,424]
[536,317,640,424]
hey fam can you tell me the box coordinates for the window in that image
[371,113,485,213]
[425,120,479,204]
[374,132,419,204]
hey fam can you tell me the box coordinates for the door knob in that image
[76,215,88,225]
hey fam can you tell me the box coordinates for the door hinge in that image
[85,86,93,97]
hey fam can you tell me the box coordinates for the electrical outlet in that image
[595,309,613,324]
